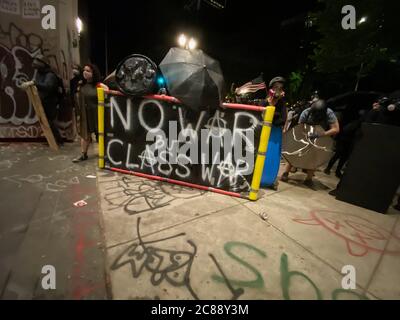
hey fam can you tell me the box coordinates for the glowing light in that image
[178,34,187,47]
[76,17,83,34]
[359,16,367,24]
[157,76,165,86]
[188,38,197,50]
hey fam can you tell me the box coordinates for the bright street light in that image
[188,38,197,50]
[359,16,367,24]
[177,34,198,50]
[178,34,187,47]
[76,17,83,34]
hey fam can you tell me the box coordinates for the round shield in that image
[282,124,334,170]
[115,54,157,96]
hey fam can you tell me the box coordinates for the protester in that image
[21,54,64,145]
[72,63,106,162]
[261,76,288,189]
[265,76,288,129]
[329,91,400,196]
[280,99,340,188]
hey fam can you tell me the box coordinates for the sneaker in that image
[323,168,331,175]
[72,154,88,163]
[303,179,315,189]
[280,172,289,182]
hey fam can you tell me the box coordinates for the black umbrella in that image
[159,47,225,112]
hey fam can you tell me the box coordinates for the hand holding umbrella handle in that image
[308,131,326,139]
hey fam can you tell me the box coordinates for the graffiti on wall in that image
[0,22,74,138]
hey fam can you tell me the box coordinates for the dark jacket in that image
[34,68,59,119]
[262,98,287,127]
[75,82,99,140]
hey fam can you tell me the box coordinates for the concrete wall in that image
[0,0,79,139]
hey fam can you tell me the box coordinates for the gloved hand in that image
[20,80,35,89]
[308,132,320,139]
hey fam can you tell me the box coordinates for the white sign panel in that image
[0,0,21,15]
[22,0,40,19]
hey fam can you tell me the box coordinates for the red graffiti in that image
[293,210,400,257]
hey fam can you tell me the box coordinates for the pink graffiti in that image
[293,210,400,257]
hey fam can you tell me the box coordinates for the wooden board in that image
[25,84,59,151]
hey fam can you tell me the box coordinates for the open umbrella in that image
[159,47,225,112]
[282,124,334,170]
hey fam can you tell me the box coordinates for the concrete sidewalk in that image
[0,142,108,299]
[1,141,399,300]
[97,165,400,300]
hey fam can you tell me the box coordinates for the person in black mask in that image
[21,54,63,145]
[280,99,340,188]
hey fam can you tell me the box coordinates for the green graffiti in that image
[280,253,323,300]
[332,289,369,300]
[211,241,266,288]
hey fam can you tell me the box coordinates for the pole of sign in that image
[97,87,105,169]
[249,105,275,201]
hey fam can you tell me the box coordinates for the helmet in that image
[311,99,327,111]
[269,76,286,88]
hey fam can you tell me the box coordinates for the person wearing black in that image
[21,54,63,145]
[72,63,107,162]
[265,76,287,129]
[324,112,360,178]
[281,99,340,188]
[259,76,287,189]
[328,91,400,197]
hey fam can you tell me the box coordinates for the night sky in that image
[85,0,316,86]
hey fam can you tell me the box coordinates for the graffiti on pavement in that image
[101,175,206,215]
[293,210,400,257]
[110,217,199,299]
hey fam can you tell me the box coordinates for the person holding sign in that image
[21,54,64,146]
[280,99,340,188]
[72,64,107,162]
[260,77,288,189]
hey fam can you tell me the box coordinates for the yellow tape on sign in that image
[249,106,275,201]
[97,87,105,169]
